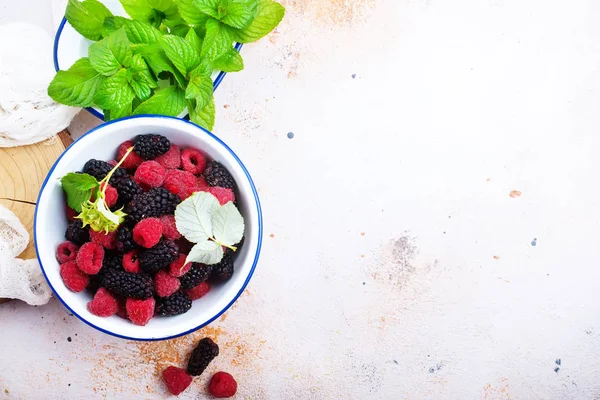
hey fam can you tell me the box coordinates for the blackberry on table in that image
[112,176,143,207]
[116,221,136,253]
[139,239,180,274]
[133,134,170,160]
[82,159,126,183]
[204,161,235,189]
[187,337,219,376]
[125,188,180,221]
[211,252,234,283]
[180,263,214,290]
[102,268,154,299]
[157,291,192,316]
[65,220,89,245]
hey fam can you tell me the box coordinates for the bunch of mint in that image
[48,0,285,130]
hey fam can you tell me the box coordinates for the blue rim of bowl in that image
[34,115,263,341]
[53,17,244,121]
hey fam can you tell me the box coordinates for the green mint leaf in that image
[185,69,213,110]
[174,191,220,243]
[79,197,127,233]
[177,0,212,26]
[66,0,113,41]
[212,202,244,247]
[135,44,187,88]
[170,25,192,37]
[119,0,159,23]
[128,54,158,101]
[233,0,284,43]
[106,101,132,121]
[189,0,221,19]
[89,28,133,76]
[186,240,224,265]
[161,34,201,75]
[93,69,135,110]
[103,16,128,37]
[202,19,232,61]
[124,20,162,44]
[48,58,105,107]
[146,0,176,12]
[213,47,244,72]
[220,0,258,29]
[189,96,216,130]
[185,28,203,54]
[60,173,99,212]
[133,86,186,116]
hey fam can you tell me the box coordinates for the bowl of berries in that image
[34,115,262,340]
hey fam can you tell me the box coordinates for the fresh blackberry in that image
[139,239,180,274]
[180,263,214,290]
[187,337,219,376]
[204,161,235,189]
[102,268,154,299]
[89,252,123,293]
[116,221,136,253]
[133,134,170,160]
[82,159,126,183]
[211,252,234,282]
[125,188,180,221]
[65,220,89,245]
[156,291,192,316]
[112,176,143,207]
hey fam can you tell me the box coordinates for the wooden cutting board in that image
[0,131,72,303]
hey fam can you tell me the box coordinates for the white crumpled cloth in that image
[0,205,52,305]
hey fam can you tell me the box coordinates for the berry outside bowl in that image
[53,0,242,120]
[34,115,262,341]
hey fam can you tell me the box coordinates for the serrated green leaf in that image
[170,25,191,37]
[89,28,133,76]
[213,47,244,72]
[202,19,232,61]
[103,16,128,37]
[186,241,224,265]
[233,0,284,43]
[189,96,215,130]
[175,191,220,243]
[124,20,162,44]
[127,54,157,101]
[146,0,176,12]
[60,172,99,212]
[161,34,201,75]
[134,44,187,87]
[106,101,133,121]
[48,58,105,107]
[93,69,135,110]
[185,70,213,109]
[119,0,158,22]
[185,28,203,54]
[133,86,186,116]
[212,202,244,247]
[189,0,221,19]
[177,0,212,26]
[220,0,257,29]
[66,0,113,41]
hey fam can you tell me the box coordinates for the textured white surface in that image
[2,0,600,398]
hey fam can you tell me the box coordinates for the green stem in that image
[210,237,237,252]
[99,146,134,198]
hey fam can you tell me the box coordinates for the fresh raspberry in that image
[162,366,192,396]
[187,282,210,300]
[89,229,117,250]
[107,160,117,167]
[181,148,207,175]
[126,297,155,326]
[76,242,104,275]
[90,183,118,208]
[163,169,198,200]
[65,206,78,221]
[159,215,181,240]
[56,241,79,264]
[134,160,166,189]
[196,175,210,192]
[116,301,128,319]
[123,250,141,273]
[133,218,163,248]
[87,288,119,317]
[208,187,235,205]
[154,144,181,169]
[169,254,191,277]
[209,372,237,398]
[60,261,89,292]
[154,270,181,297]
[117,140,144,169]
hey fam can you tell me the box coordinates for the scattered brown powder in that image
[493,256,500,260]
[280,0,377,26]
[509,190,521,198]
[269,233,275,238]
[361,232,366,236]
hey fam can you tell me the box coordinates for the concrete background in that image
[2,0,600,398]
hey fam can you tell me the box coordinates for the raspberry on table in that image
[208,187,235,205]
[209,372,238,398]
[181,148,207,175]
[56,241,79,264]
[154,144,181,169]
[187,337,219,376]
[159,215,181,241]
[157,291,192,316]
[204,161,235,189]
[122,250,141,273]
[139,239,180,274]
[211,252,234,282]
[180,263,214,290]
[102,268,154,299]
[116,222,136,253]
[87,288,119,317]
[162,366,192,396]
[187,281,210,300]
[89,229,117,250]
[60,261,89,292]
[117,140,144,169]
[125,187,180,221]
[126,297,156,326]
[65,220,89,245]
[76,242,104,275]
[154,270,181,298]
[169,254,191,277]
[133,218,163,248]
[134,160,166,189]
[133,134,170,160]
[163,169,198,200]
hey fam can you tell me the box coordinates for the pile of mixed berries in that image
[56,133,242,326]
